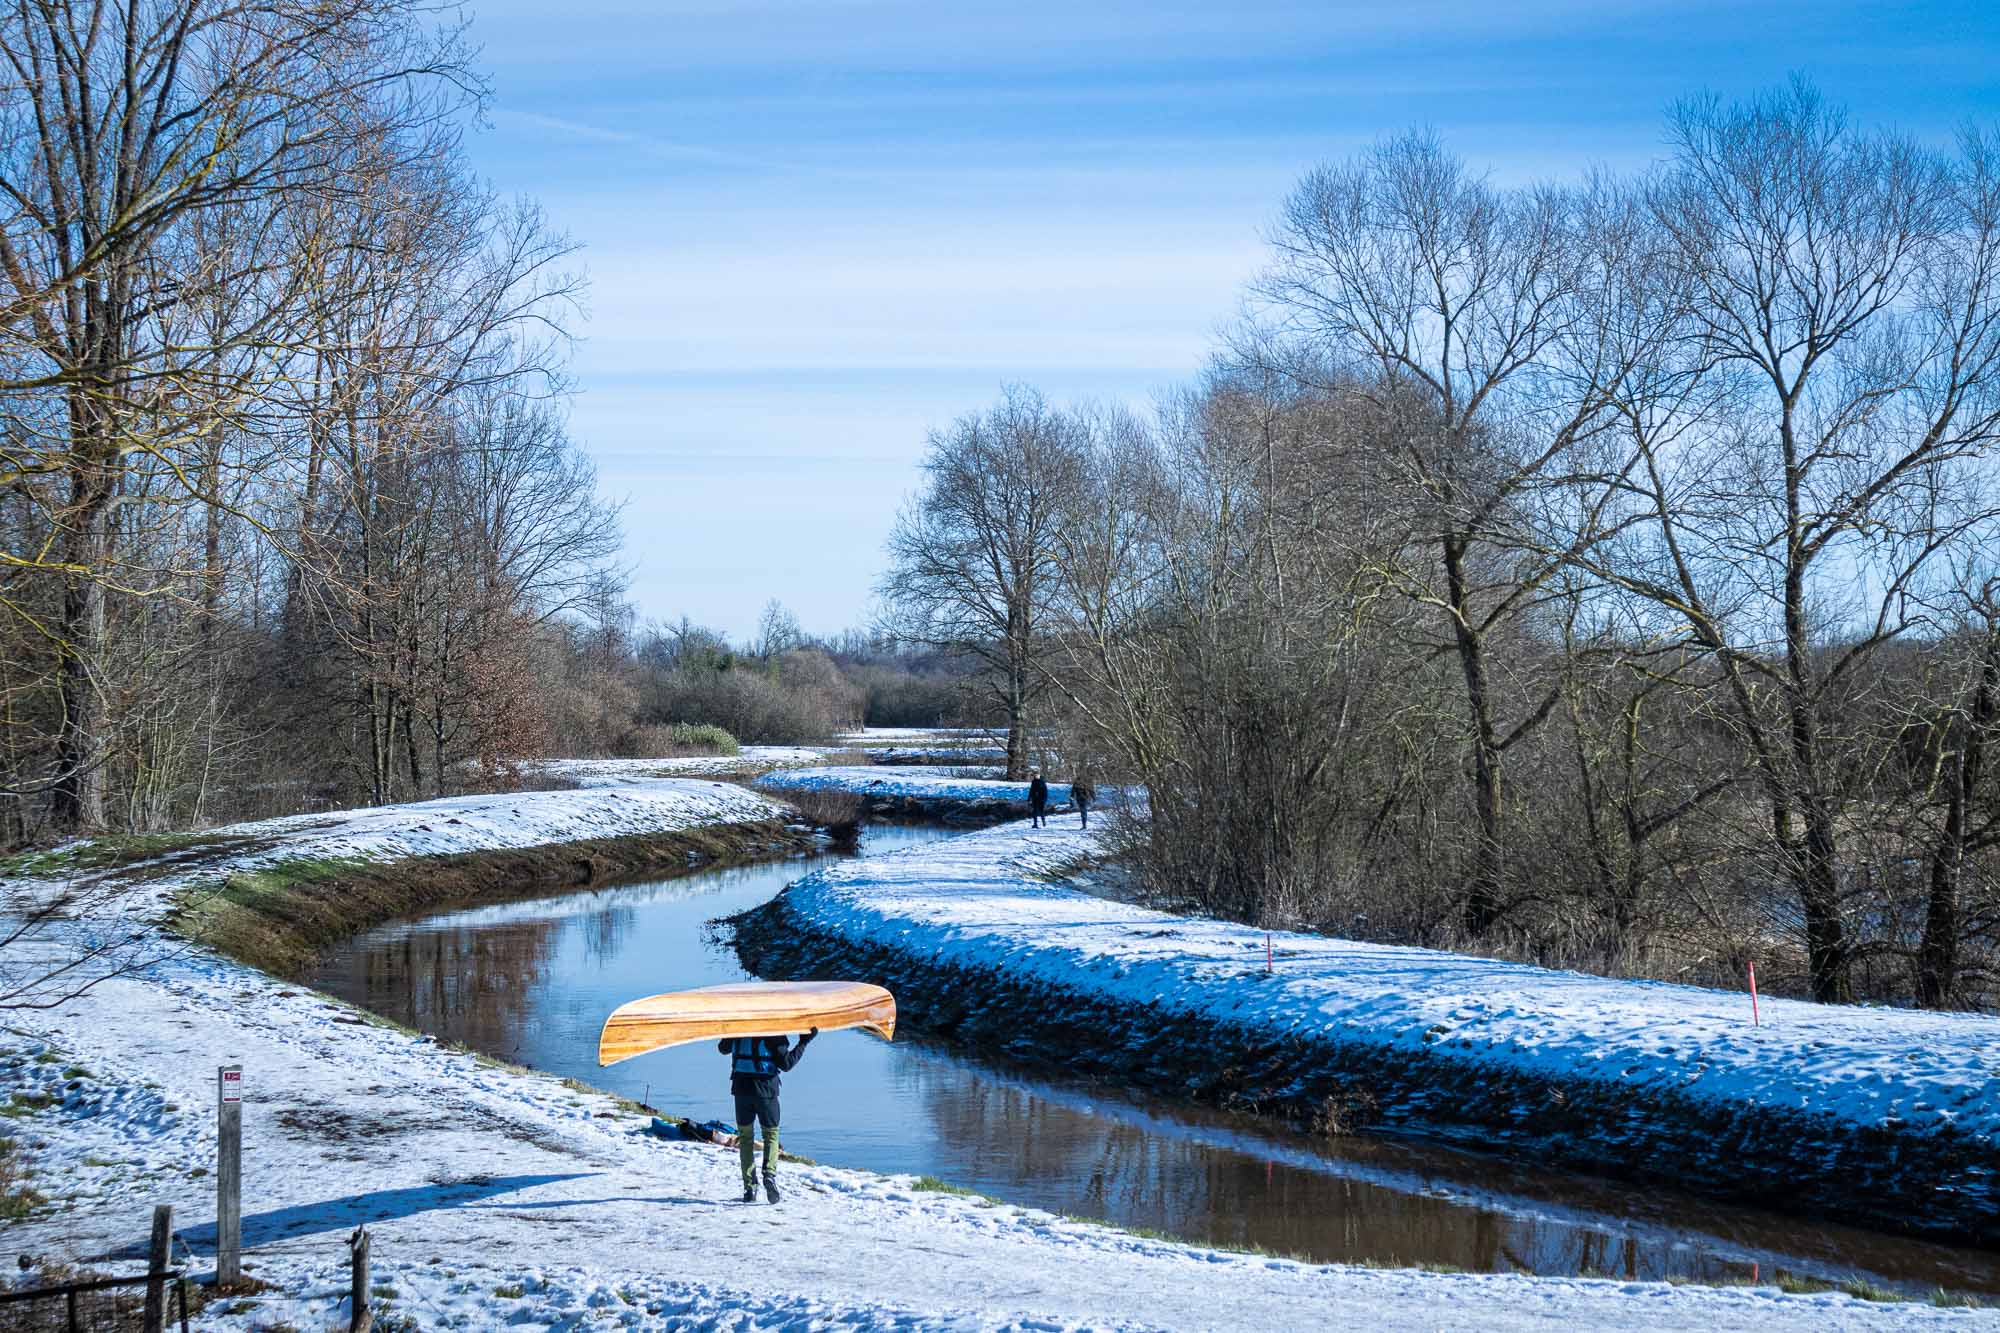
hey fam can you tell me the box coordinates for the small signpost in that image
[218,1066,242,1285]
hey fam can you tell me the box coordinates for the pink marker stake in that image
[1747,960,1761,1027]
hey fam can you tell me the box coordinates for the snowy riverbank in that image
[0,783,1992,1328]
[9,967,1970,1331]
[754,765,1073,824]
[736,820,2000,1246]
[531,748,829,784]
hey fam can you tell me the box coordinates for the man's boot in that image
[763,1170,781,1204]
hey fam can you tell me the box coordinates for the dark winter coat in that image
[719,1032,812,1095]
[1071,780,1095,809]
[1028,777,1049,811]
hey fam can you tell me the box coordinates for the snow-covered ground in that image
[532,749,827,784]
[834,727,1014,765]
[754,765,1072,809]
[770,822,2000,1189]
[3,952,1978,1330]
[835,728,991,743]
[1,788,1992,1328]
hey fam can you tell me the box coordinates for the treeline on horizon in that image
[880,81,2000,1011]
[0,0,980,844]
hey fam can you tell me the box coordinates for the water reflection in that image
[303,826,2000,1298]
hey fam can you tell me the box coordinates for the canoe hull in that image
[598,980,895,1066]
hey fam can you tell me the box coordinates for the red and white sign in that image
[220,1068,242,1103]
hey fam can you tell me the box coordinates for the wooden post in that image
[143,1203,172,1333]
[349,1226,372,1333]
[217,1065,242,1284]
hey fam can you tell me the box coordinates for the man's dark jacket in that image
[718,1033,812,1095]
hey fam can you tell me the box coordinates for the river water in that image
[302,824,2000,1298]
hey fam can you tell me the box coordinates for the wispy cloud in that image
[461,0,2000,638]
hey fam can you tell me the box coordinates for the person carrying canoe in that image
[1071,776,1096,829]
[1028,771,1049,828]
[719,1028,816,1202]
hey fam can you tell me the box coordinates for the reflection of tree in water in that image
[577,905,636,969]
[907,1059,1751,1281]
[337,918,567,1061]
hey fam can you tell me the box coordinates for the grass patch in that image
[493,1283,525,1299]
[0,831,259,881]
[1932,1288,1990,1308]
[1771,1273,1917,1304]
[0,1092,55,1117]
[1840,1278,1906,1303]
[911,1175,976,1195]
[0,1137,43,1221]
[0,1185,44,1220]
[59,1066,88,1080]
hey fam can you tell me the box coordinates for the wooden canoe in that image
[597,980,896,1067]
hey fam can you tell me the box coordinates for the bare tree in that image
[1255,132,1627,935]
[880,386,1085,779]
[0,0,478,829]
[1588,85,2000,1001]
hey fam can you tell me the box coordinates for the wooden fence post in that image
[142,1203,172,1333]
[349,1226,372,1333]
[217,1065,242,1284]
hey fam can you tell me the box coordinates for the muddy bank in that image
[731,895,2000,1249]
[174,819,814,977]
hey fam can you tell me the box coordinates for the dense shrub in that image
[615,723,740,757]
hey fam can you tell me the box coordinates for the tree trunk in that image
[1796,791,1850,1003]
[51,421,117,832]
[1004,599,1031,781]
[1919,631,1994,1008]
[1443,537,1504,935]
[1004,669,1028,781]
[1919,784,1963,1009]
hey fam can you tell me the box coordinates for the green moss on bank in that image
[0,831,269,881]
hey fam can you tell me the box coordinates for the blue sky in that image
[459,0,2000,641]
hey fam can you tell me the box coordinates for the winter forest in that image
[1,0,1997,1022]
[877,85,2000,1015]
[0,0,950,840]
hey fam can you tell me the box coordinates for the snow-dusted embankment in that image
[735,821,2000,1245]
[7,790,1972,1328]
[531,748,827,784]
[755,765,1072,825]
[3,781,807,999]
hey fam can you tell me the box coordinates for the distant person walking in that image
[1071,777,1095,829]
[719,1028,816,1202]
[1028,771,1049,828]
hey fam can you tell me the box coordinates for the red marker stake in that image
[1747,960,1761,1027]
